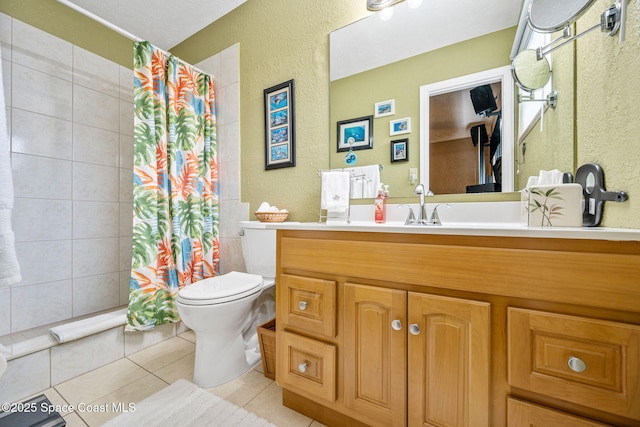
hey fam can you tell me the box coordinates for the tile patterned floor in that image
[22,331,326,426]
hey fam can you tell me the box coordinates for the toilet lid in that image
[177,271,263,305]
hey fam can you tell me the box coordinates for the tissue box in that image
[522,184,583,227]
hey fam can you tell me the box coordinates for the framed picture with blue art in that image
[337,115,373,152]
[391,138,408,162]
[374,99,395,118]
[264,79,295,170]
[389,117,411,136]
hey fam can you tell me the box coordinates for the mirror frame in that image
[419,66,515,193]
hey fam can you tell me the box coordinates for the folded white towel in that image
[0,46,21,287]
[49,308,128,343]
[345,164,380,198]
[321,171,351,213]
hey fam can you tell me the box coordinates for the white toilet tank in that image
[239,221,276,280]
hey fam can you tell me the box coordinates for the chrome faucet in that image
[414,184,428,223]
[398,204,416,225]
[428,203,450,225]
[399,198,449,226]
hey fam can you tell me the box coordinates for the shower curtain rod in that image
[56,0,211,77]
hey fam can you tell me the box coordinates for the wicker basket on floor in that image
[257,318,276,380]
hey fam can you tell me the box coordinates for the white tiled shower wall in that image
[0,14,134,335]
[0,13,245,334]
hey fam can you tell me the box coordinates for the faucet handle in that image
[428,203,450,225]
[398,204,416,225]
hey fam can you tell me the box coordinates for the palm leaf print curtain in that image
[127,41,219,331]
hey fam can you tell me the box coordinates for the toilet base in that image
[192,329,253,388]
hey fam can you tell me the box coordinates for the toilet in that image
[176,221,276,388]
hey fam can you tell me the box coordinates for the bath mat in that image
[102,379,277,427]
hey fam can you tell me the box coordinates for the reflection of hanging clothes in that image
[490,114,502,185]
[489,114,501,163]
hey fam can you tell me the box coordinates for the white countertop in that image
[242,201,640,241]
[244,220,640,242]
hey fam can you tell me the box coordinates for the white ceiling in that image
[330,0,524,80]
[62,0,248,51]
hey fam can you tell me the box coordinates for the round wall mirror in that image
[529,0,597,32]
[511,49,551,91]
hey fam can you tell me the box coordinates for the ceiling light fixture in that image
[367,0,404,11]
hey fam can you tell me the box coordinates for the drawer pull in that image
[568,356,587,373]
[298,301,308,311]
[298,362,308,373]
[409,323,421,335]
[391,319,403,331]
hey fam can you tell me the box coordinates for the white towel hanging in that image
[321,171,351,213]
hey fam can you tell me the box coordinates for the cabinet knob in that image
[298,362,308,373]
[409,323,421,335]
[298,301,308,311]
[391,319,403,331]
[568,356,587,373]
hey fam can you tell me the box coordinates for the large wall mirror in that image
[329,0,575,198]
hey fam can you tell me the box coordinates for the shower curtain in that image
[127,41,219,331]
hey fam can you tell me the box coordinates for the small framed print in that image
[390,117,411,136]
[391,138,409,162]
[374,99,395,118]
[264,79,295,170]
[337,115,373,152]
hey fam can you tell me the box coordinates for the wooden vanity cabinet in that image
[275,230,640,427]
[343,285,491,427]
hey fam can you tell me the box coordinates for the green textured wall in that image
[329,28,516,198]
[575,0,640,228]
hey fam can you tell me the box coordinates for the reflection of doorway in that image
[429,83,501,194]
[419,67,514,195]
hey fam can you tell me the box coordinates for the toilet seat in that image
[177,271,263,306]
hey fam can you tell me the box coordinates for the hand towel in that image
[49,308,128,343]
[0,46,22,287]
[321,171,351,213]
[345,164,380,198]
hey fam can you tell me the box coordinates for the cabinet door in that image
[344,283,407,427]
[407,293,490,427]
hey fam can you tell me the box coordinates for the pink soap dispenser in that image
[374,184,386,224]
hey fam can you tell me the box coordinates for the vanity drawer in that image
[277,330,336,403]
[507,398,612,427]
[508,308,640,420]
[280,274,336,337]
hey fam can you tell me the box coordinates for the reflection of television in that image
[470,85,497,117]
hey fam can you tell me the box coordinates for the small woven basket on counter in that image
[254,211,288,222]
